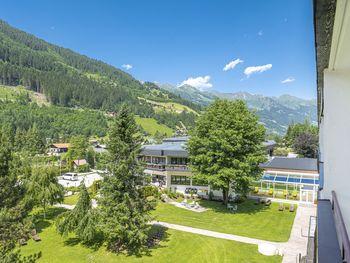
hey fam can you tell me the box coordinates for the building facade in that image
[314,0,350,262]
[140,137,276,197]
[260,157,319,203]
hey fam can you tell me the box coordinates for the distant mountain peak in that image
[157,82,317,134]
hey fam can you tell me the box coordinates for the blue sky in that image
[1,0,316,99]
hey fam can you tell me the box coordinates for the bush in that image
[233,194,247,203]
[144,185,160,198]
[273,147,289,156]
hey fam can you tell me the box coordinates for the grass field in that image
[152,199,296,242]
[143,98,198,114]
[135,116,173,136]
[63,194,79,205]
[0,85,48,105]
[20,208,281,263]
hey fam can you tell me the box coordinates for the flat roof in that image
[162,136,189,142]
[260,157,318,172]
[141,139,276,158]
[141,142,188,157]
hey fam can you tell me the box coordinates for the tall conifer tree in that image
[99,105,152,254]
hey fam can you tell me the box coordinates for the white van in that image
[62,172,78,181]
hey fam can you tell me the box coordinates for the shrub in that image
[273,147,289,156]
[144,185,160,198]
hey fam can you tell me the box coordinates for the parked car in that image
[62,172,78,181]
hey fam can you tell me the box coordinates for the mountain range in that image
[0,19,316,135]
[160,84,317,134]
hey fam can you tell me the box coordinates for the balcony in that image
[145,163,190,172]
[166,164,190,171]
[313,191,350,263]
[145,163,166,171]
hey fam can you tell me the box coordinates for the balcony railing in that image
[145,163,190,171]
[315,191,350,263]
[332,191,350,262]
[166,165,190,171]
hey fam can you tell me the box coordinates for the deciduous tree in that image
[188,100,266,205]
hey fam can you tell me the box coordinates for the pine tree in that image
[99,105,152,255]
[26,125,45,155]
[57,182,98,244]
[14,128,26,152]
[27,166,64,218]
[0,129,41,262]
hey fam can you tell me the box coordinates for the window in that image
[170,157,188,165]
[171,175,191,185]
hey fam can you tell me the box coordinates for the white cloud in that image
[244,64,272,77]
[223,58,244,71]
[281,77,295,84]
[258,30,263,36]
[178,75,213,91]
[121,64,133,70]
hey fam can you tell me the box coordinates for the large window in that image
[171,175,191,185]
[170,157,188,165]
[152,157,166,164]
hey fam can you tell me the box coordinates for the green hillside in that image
[0,19,198,131]
[0,85,174,139]
[135,116,173,136]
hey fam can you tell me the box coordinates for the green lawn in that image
[135,116,173,136]
[152,199,296,242]
[21,208,281,263]
[63,194,79,205]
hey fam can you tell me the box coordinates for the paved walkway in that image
[151,220,283,247]
[54,203,75,210]
[281,204,316,263]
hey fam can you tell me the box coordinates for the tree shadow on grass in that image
[123,225,171,259]
[32,207,68,233]
[198,199,271,215]
[63,233,105,251]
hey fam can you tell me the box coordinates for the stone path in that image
[54,203,75,210]
[281,204,316,263]
[151,220,283,247]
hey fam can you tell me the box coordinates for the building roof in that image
[141,142,188,157]
[260,157,318,172]
[141,138,276,158]
[314,0,337,119]
[262,140,276,150]
[73,159,87,166]
[51,143,70,149]
[162,136,189,143]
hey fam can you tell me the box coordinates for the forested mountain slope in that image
[0,20,199,130]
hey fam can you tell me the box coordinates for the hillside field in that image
[135,116,173,136]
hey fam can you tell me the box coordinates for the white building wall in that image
[322,69,350,232]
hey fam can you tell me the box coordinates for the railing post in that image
[331,191,350,263]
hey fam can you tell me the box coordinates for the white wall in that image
[321,69,350,232]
